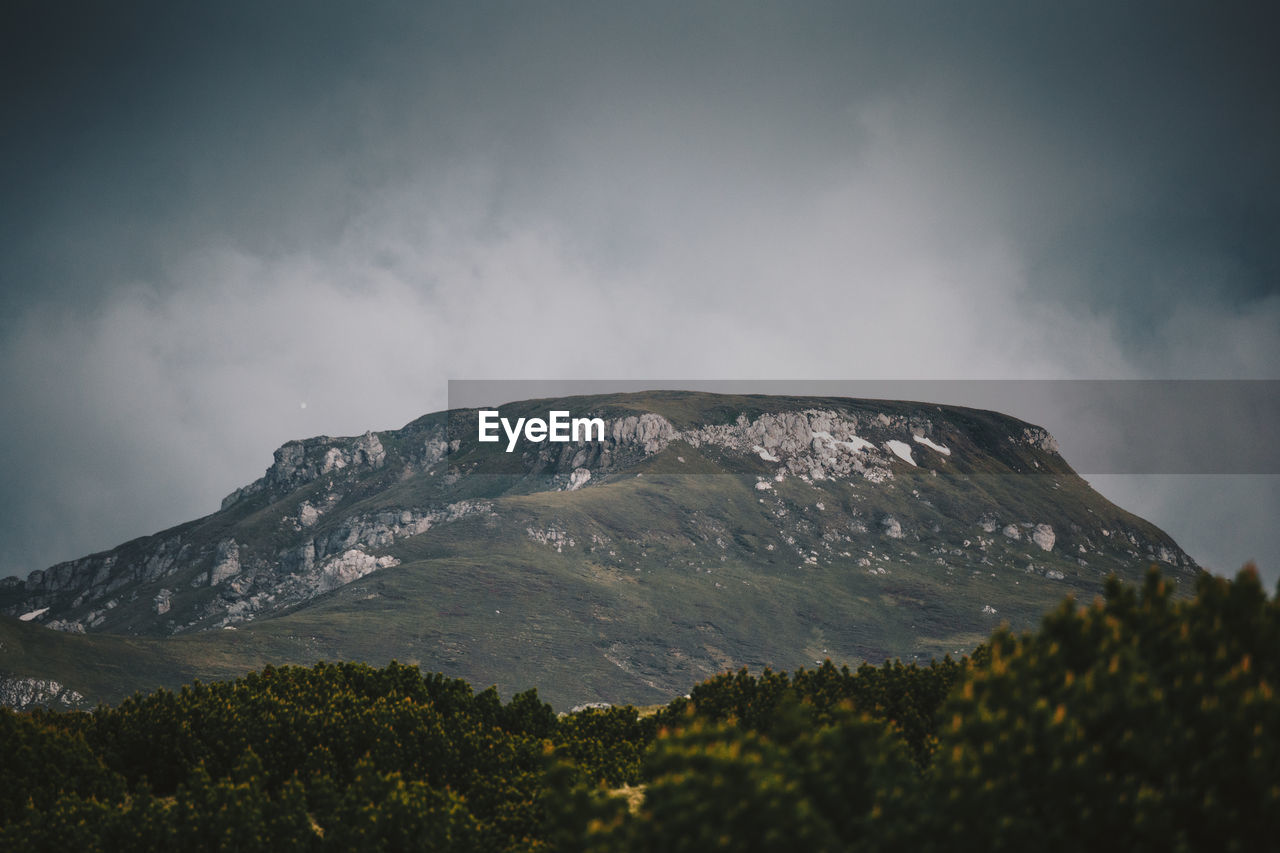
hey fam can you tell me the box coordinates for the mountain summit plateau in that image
[0,391,1197,708]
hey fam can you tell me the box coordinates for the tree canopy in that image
[2,566,1275,851]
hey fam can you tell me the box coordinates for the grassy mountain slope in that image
[0,392,1198,709]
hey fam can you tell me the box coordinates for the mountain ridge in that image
[0,391,1198,708]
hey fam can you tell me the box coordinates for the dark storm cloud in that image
[6,3,1277,315]
[1,2,1276,581]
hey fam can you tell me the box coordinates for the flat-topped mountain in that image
[0,391,1197,708]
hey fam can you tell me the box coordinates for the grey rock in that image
[317,549,399,595]
[568,468,591,491]
[210,540,241,585]
[0,676,85,710]
[1021,427,1060,454]
[1031,524,1056,552]
[298,501,321,528]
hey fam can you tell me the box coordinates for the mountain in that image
[0,391,1198,709]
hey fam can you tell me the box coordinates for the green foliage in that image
[0,708,123,825]
[923,566,1280,852]
[2,661,557,851]
[552,705,655,787]
[322,758,479,852]
[170,751,315,852]
[2,567,1276,850]
[653,654,966,766]
[0,790,170,853]
[629,720,840,852]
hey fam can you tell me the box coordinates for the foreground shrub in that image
[923,566,1280,852]
[3,566,1276,851]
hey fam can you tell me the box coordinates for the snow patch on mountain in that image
[913,435,951,455]
[884,440,916,466]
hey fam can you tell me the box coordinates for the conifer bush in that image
[1,566,1275,850]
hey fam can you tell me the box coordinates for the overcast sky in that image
[2,2,1277,585]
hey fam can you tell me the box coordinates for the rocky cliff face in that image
[0,393,1198,685]
[220,430,389,510]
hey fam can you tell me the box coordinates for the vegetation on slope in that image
[2,566,1274,851]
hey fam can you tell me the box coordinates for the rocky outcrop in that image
[0,675,85,710]
[306,504,483,557]
[611,414,678,453]
[519,413,679,479]
[527,525,576,552]
[222,430,388,510]
[318,550,400,594]
[4,488,493,634]
[1021,427,1060,454]
[298,502,321,528]
[209,545,401,630]
[220,482,264,510]
[210,540,240,585]
[682,409,950,484]
[12,536,192,617]
[203,501,493,629]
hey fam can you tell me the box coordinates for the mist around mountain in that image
[0,392,1197,709]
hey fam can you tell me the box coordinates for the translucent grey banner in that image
[446,379,1280,475]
